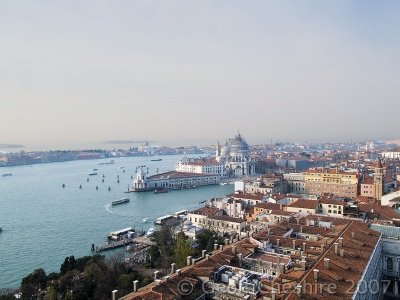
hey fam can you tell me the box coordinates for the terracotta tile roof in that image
[189,206,221,216]
[287,199,318,210]
[228,193,264,200]
[318,198,345,206]
[208,215,245,223]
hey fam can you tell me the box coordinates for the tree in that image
[174,232,194,268]
[20,268,47,300]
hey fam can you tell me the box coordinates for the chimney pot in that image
[301,259,306,271]
[202,250,207,258]
[232,245,237,255]
[279,262,285,274]
[133,280,139,292]
[154,271,160,281]
[171,263,176,274]
[324,258,330,269]
[313,269,319,281]
[292,240,296,249]
[340,249,344,257]
[302,242,306,252]
[219,244,223,251]
[214,243,218,251]
[296,285,302,299]
[334,243,339,255]
[338,237,343,246]
[277,239,280,247]
[112,290,118,300]
[238,253,243,267]
[186,256,192,266]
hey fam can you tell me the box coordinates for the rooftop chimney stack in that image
[186,256,192,266]
[112,290,118,300]
[338,237,343,247]
[214,243,218,251]
[232,246,237,255]
[154,271,160,281]
[219,244,223,251]
[302,242,306,252]
[271,289,277,300]
[324,258,330,269]
[277,239,280,247]
[313,269,319,281]
[202,250,207,258]
[296,285,302,299]
[301,259,306,271]
[133,280,139,292]
[351,232,355,238]
[334,243,339,255]
[279,262,285,274]
[171,263,176,274]
[340,249,344,257]
[292,240,296,249]
[238,253,243,267]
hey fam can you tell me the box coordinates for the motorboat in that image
[142,218,149,223]
[154,188,168,194]
[111,198,129,206]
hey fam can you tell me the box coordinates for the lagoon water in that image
[0,155,233,288]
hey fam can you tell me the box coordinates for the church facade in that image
[216,133,256,177]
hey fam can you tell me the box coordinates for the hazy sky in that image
[1,0,399,150]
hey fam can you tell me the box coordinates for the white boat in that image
[142,218,149,223]
[146,227,155,237]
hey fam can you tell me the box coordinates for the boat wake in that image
[104,204,132,218]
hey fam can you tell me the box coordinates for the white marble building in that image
[216,133,256,177]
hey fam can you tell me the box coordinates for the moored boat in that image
[142,218,149,223]
[154,188,168,194]
[1,173,12,177]
[89,172,97,176]
[151,158,162,162]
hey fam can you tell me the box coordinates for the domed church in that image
[216,132,256,177]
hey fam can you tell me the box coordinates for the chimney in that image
[112,290,118,300]
[338,237,343,247]
[279,262,285,274]
[301,259,306,271]
[219,244,224,251]
[340,249,344,257]
[292,240,296,249]
[171,263,176,274]
[154,271,160,281]
[176,269,181,275]
[238,253,243,267]
[334,243,339,255]
[302,242,306,252]
[186,256,192,266]
[232,246,237,255]
[225,238,230,245]
[271,289,277,300]
[214,243,218,251]
[206,254,210,260]
[277,255,281,266]
[324,258,330,269]
[300,226,303,233]
[321,244,325,252]
[351,232,355,238]
[277,239,280,247]
[296,285,302,299]
[133,280,139,292]
[313,269,319,281]
[202,250,207,258]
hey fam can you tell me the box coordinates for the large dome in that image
[227,134,250,153]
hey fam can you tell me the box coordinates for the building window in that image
[387,257,393,271]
